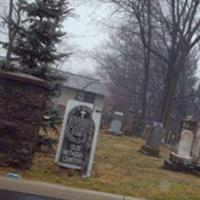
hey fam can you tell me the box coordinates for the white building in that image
[55,71,109,114]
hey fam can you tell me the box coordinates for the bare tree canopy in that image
[96,0,200,132]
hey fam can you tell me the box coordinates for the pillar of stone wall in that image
[0,72,48,169]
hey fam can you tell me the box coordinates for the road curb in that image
[0,176,145,200]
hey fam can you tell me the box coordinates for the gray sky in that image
[62,1,114,75]
[0,0,199,77]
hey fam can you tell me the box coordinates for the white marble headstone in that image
[177,129,194,159]
[110,120,122,133]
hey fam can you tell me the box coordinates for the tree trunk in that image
[141,48,149,121]
[160,64,180,129]
[5,0,14,68]
[141,0,151,122]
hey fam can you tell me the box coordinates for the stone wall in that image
[0,72,48,169]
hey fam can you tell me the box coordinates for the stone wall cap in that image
[0,71,49,89]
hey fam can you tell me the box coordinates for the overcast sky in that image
[0,0,199,77]
[62,1,115,75]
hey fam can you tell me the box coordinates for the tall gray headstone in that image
[140,122,163,156]
[146,122,163,148]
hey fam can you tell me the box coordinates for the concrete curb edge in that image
[0,176,145,200]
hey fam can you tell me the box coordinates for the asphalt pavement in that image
[0,189,63,200]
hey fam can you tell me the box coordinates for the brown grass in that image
[1,132,200,200]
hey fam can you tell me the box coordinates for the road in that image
[0,189,63,200]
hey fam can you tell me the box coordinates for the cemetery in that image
[2,125,200,200]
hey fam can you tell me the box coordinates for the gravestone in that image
[110,120,122,133]
[140,122,163,156]
[123,108,134,136]
[176,130,194,158]
[164,117,197,171]
[141,124,154,139]
[191,122,200,164]
[108,111,123,135]
[55,100,100,177]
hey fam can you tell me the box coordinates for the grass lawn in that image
[1,132,200,200]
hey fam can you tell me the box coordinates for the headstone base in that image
[140,144,160,157]
[170,152,192,165]
[164,152,193,172]
[58,166,81,178]
[107,129,123,136]
[164,160,194,172]
[193,165,200,171]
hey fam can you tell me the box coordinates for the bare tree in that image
[0,0,22,69]
[102,0,200,129]
[154,0,200,128]
[101,0,153,122]
[94,23,167,134]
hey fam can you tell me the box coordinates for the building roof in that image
[61,71,110,96]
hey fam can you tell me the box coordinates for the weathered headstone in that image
[147,122,163,146]
[108,111,123,135]
[110,120,122,133]
[140,122,163,156]
[55,100,100,177]
[123,108,134,136]
[164,117,197,171]
[177,129,194,158]
[191,122,200,164]
[141,124,154,139]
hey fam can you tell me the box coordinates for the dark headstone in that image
[123,109,134,136]
[56,105,95,174]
